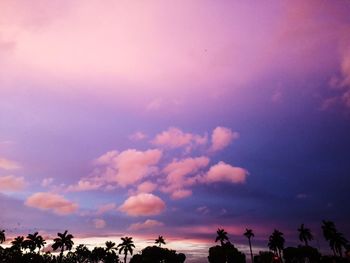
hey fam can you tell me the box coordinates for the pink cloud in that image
[119,193,165,216]
[202,161,248,184]
[170,189,192,200]
[0,175,25,191]
[128,219,164,231]
[161,156,209,199]
[96,203,117,215]
[67,179,102,192]
[163,157,209,185]
[136,181,157,193]
[41,177,54,187]
[0,158,21,170]
[25,192,78,215]
[152,127,207,149]
[210,127,239,152]
[96,149,162,187]
[68,149,162,191]
[93,218,106,229]
[129,131,147,141]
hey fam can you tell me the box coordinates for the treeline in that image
[209,220,349,263]
[0,220,349,263]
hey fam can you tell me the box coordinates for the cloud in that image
[170,189,192,199]
[93,218,106,229]
[68,149,162,191]
[136,181,157,193]
[202,161,248,184]
[95,149,162,187]
[25,192,78,215]
[119,193,165,216]
[161,156,209,199]
[210,127,239,152]
[128,219,164,231]
[0,175,26,191]
[41,177,54,187]
[151,127,207,150]
[96,203,117,215]
[146,98,163,111]
[196,206,210,215]
[0,158,21,170]
[296,193,308,199]
[129,131,147,141]
[67,179,102,192]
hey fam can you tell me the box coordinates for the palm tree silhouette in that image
[244,228,254,263]
[268,229,285,261]
[117,236,135,263]
[298,224,313,246]
[155,235,166,247]
[23,232,45,253]
[215,228,229,246]
[0,229,5,245]
[321,220,348,256]
[11,236,24,251]
[105,241,117,252]
[52,230,74,263]
[331,231,348,257]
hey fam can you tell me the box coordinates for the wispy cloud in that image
[128,219,164,231]
[0,158,21,170]
[0,175,26,192]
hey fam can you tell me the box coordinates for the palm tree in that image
[24,232,45,253]
[244,228,254,263]
[321,220,348,257]
[268,229,285,261]
[11,236,24,251]
[117,236,135,263]
[52,230,74,263]
[105,241,117,252]
[215,228,229,246]
[155,235,166,247]
[0,229,5,245]
[331,231,348,257]
[298,224,313,246]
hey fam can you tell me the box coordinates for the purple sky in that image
[1,1,350,262]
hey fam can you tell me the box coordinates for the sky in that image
[1,0,350,262]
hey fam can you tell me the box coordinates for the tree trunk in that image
[60,246,64,263]
[248,238,254,263]
[124,253,127,263]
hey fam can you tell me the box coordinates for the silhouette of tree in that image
[331,231,348,257]
[244,228,254,263]
[155,235,166,247]
[91,246,107,262]
[105,241,119,263]
[11,236,24,252]
[117,236,135,263]
[52,230,74,263]
[23,232,45,254]
[215,228,229,246]
[298,224,313,246]
[208,243,245,263]
[322,220,348,257]
[0,229,5,245]
[268,229,285,261]
[130,245,185,263]
[74,244,91,263]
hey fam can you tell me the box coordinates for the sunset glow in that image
[1,1,350,262]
